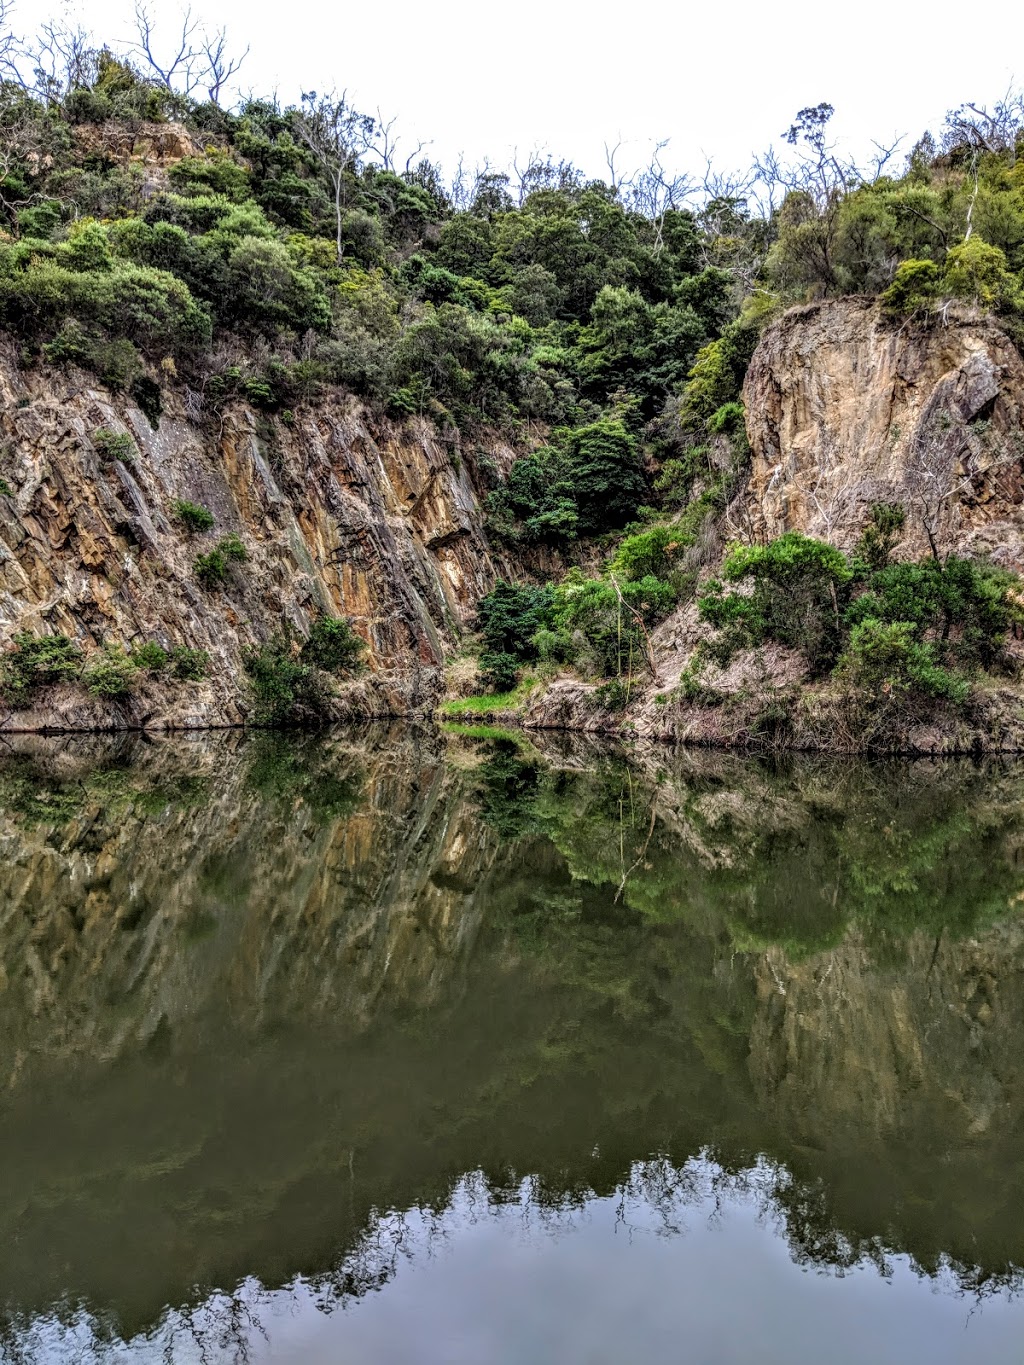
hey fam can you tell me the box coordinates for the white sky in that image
[10,0,1024,185]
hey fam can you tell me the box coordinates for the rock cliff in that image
[525,299,1024,751]
[0,348,513,730]
[743,298,1024,563]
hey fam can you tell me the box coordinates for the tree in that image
[295,90,375,263]
[130,3,247,104]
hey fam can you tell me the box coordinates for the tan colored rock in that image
[0,351,519,730]
[743,298,1024,564]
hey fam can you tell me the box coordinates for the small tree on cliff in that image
[295,91,376,264]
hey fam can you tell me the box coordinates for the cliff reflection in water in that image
[0,725,1023,1360]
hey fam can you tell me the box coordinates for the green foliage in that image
[92,427,137,464]
[837,618,970,706]
[854,502,906,571]
[695,526,1021,722]
[172,499,215,532]
[298,615,366,674]
[480,650,523,694]
[608,524,681,582]
[0,632,83,700]
[476,581,555,661]
[168,646,211,680]
[679,320,760,434]
[82,644,136,698]
[488,419,646,543]
[844,555,1019,671]
[550,572,676,678]
[242,637,331,725]
[128,640,210,682]
[699,532,854,673]
[194,534,248,587]
[881,259,942,316]
[131,641,169,671]
[594,677,631,709]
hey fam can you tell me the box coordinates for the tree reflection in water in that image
[0,726,1022,1361]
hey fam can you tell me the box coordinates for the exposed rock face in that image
[525,300,1024,750]
[743,298,1024,563]
[0,351,513,729]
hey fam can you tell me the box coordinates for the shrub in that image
[594,678,630,709]
[943,238,1018,310]
[82,645,137,698]
[854,502,906,571]
[172,499,214,533]
[609,525,681,582]
[194,534,248,587]
[487,418,647,543]
[132,641,169,671]
[0,632,82,700]
[169,646,211,680]
[837,618,970,706]
[551,572,676,678]
[881,259,942,316]
[845,555,1018,671]
[699,532,854,673]
[476,581,555,663]
[242,637,330,725]
[299,614,366,674]
[93,427,137,464]
[480,650,522,694]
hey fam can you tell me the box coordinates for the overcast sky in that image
[10,0,1023,184]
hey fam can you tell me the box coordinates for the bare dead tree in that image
[295,90,376,262]
[130,2,201,93]
[368,108,399,170]
[943,86,1024,166]
[603,137,635,198]
[18,17,96,101]
[201,26,248,105]
[0,0,20,81]
[627,140,695,250]
[130,3,247,104]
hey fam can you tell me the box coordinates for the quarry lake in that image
[1,725,1023,1364]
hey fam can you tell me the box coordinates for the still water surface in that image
[0,725,1022,1363]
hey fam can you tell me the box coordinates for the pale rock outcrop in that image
[743,298,1024,564]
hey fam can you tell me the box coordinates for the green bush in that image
[476,581,555,663]
[169,646,211,680]
[881,259,942,316]
[854,502,906,571]
[194,534,248,587]
[172,499,215,533]
[845,555,1018,671]
[0,632,83,700]
[837,618,970,706]
[131,641,169,671]
[299,615,366,674]
[93,427,137,464]
[242,637,330,725]
[699,532,854,673]
[82,645,137,698]
[487,418,647,543]
[480,650,523,694]
[609,525,681,582]
[551,572,676,678]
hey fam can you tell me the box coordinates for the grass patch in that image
[441,676,537,717]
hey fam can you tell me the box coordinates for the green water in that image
[0,726,1022,1363]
